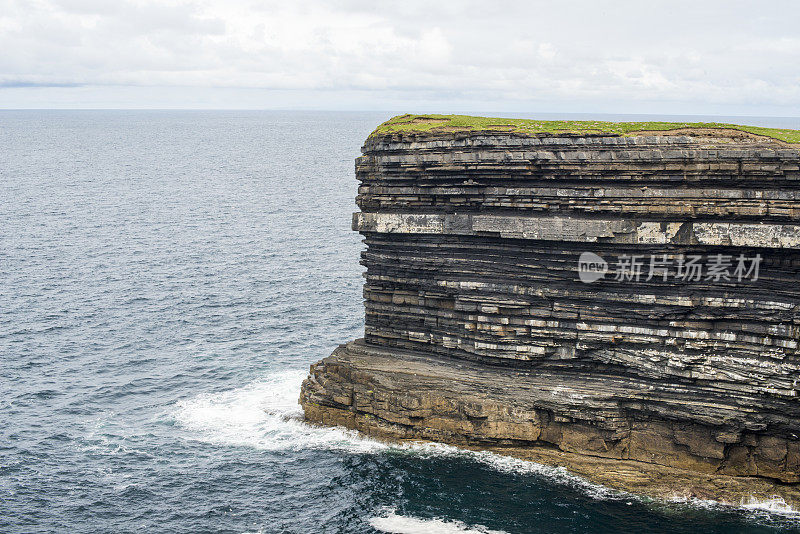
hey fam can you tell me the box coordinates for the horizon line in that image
[1,108,799,120]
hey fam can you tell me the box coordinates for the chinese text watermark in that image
[578,251,762,284]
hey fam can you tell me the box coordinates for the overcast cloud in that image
[1,0,799,114]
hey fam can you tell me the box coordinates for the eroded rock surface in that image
[300,128,800,504]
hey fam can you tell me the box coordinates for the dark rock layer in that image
[300,128,800,501]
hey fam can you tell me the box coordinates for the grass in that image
[370,114,800,144]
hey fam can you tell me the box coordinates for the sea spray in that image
[368,507,509,534]
[173,369,387,454]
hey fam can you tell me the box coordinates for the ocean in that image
[2,110,800,533]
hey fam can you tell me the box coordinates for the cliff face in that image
[301,121,800,503]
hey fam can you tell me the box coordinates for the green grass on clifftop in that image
[371,114,800,144]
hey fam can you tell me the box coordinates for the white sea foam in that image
[368,508,508,534]
[740,496,799,515]
[673,494,800,516]
[173,368,800,523]
[173,369,387,453]
[653,491,800,520]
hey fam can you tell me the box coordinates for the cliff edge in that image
[300,114,800,506]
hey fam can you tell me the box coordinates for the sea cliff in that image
[300,115,800,505]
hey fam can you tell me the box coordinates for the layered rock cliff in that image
[300,115,800,504]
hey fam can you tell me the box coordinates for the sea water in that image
[2,110,800,533]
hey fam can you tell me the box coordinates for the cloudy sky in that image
[2,0,799,115]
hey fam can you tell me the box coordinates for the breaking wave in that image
[173,369,386,454]
[368,508,508,534]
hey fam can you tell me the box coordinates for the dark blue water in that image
[2,110,799,534]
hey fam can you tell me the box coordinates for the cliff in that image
[300,114,800,505]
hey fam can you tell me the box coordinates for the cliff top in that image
[371,114,800,145]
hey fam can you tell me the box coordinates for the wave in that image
[670,494,800,519]
[172,369,386,453]
[368,508,508,534]
[173,368,799,521]
[740,496,800,515]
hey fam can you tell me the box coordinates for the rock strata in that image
[300,118,800,505]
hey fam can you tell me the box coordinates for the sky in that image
[1,0,799,115]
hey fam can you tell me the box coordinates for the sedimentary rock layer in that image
[301,125,800,499]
